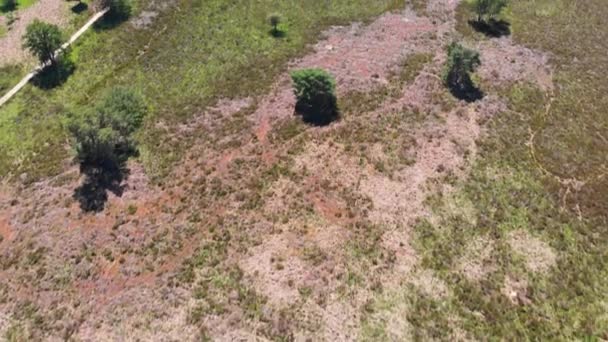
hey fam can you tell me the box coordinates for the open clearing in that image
[0,0,606,340]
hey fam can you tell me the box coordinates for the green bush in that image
[442,42,482,101]
[290,68,338,125]
[472,0,507,22]
[22,20,63,64]
[268,13,283,36]
[0,0,17,12]
[69,87,147,169]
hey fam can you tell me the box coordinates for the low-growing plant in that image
[6,12,17,28]
[291,68,339,125]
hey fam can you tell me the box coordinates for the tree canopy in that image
[22,20,63,64]
[69,87,147,170]
[443,42,482,101]
[291,68,338,125]
[473,0,507,22]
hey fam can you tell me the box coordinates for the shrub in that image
[290,68,338,125]
[443,42,482,101]
[0,0,16,12]
[472,0,507,22]
[69,87,147,169]
[268,13,282,35]
[22,20,63,64]
[96,87,147,137]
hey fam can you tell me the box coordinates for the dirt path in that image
[0,8,109,108]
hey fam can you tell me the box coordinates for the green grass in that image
[17,0,36,8]
[0,0,405,182]
[508,0,608,220]
[0,65,22,93]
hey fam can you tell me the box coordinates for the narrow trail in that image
[0,8,109,108]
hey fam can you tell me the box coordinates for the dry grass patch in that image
[457,235,495,281]
[507,229,556,274]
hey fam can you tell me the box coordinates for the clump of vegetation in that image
[463,0,510,37]
[472,0,507,23]
[267,13,283,37]
[291,68,339,125]
[69,87,147,170]
[69,87,147,212]
[0,0,16,12]
[5,12,17,29]
[2,0,39,12]
[22,20,63,65]
[442,42,482,102]
[22,20,75,89]
[0,0,406,182]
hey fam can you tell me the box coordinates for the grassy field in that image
[0,0,606,339]
[362,0,608,339]
[0,0,404,182]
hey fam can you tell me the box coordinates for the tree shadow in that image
[447,76,484,103]
[0,2,16,13]
[269,28,286,38]
[71,2,88,14]
[31,58,75,89]
[295,100,340,126]
[469,19,511,38]
[94,10,130,30]
[72,144,138,213]
[73,161,129,213]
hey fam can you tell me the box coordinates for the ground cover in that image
[0,0,606,340]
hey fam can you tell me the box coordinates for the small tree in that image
[96,87,147,138]
[22,20,63,64]
[69,87,147,169]
[69,109,121,169]
[443,43,481,100]
[472,0,507,22]
[291,68,338,125]
[1,0,17,12]
[268,13,282,35]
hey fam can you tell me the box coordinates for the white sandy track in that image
[0,8,109,108]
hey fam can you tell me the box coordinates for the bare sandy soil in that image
[0,0,72,66]
[0,1,555,340]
